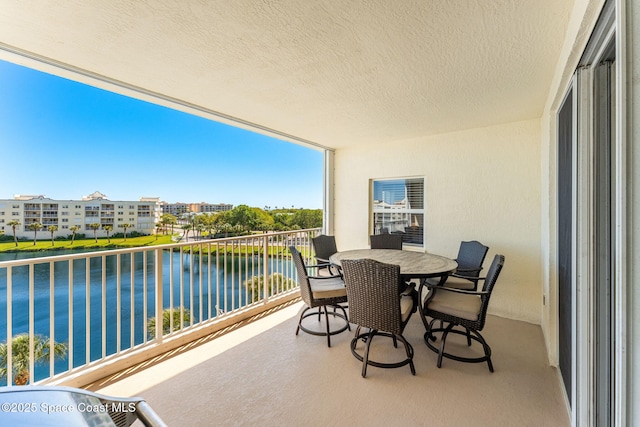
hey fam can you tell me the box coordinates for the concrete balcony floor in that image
[88,300,570,426]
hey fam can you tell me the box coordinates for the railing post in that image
[7,268,13,386]
[155,248,163,343]
[263,234,269,304]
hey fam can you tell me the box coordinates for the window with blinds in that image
[371,177,425,247]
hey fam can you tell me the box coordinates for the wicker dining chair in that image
[422,254,505,372]
[290,246,350,347]
[424,240,489,290]
[369,233,403,250]
[341,258,418,377]
[311,234,340,276]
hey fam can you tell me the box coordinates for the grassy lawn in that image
[0,234,176,253]
[0,234,307,260]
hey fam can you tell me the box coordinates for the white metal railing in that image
[0,228,321,386]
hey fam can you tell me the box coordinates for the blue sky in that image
[0,59,323,209]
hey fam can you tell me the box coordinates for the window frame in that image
[369,176,425,250]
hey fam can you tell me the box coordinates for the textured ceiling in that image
[0,0,573,149]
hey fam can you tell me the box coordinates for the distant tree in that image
[47,225,58,246]
[160,214,177,235]
[200,213,216,239]
[27,222,43,246]
[218,222,232,237]
[7,220,20,247]
[182,223,192,241]
[195,223,204,240]
[103,225,113,243]
[0,334,67,386]
[69,225,80,245]
[89,223,101,242]
[226,205,259,233]
[245,273,296,303]
[147,308,191,339]
[119,223,133,241]
[289,209,323,229]
[155,223,162,240]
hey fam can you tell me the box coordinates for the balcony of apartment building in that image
[0,0,637,426]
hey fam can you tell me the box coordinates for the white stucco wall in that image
[333,119,542,324]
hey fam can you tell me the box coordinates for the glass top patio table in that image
[329,249,457,279]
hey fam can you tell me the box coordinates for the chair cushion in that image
[309,276,347,299]
[426,289,482,321]
[425,276,475,290]
[400,294,414,322]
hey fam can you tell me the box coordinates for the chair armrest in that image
[306,263,332,270]
[308,274,343,280]
[454,267,483,274]
[425,284,488,295]
[400,282,416,297]
[452,273,487,281]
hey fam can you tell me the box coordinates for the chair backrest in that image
[455,240,489,277]
[370,233,403,250]
[289,246,312,305]
[311,235,338,260]
[477,254,505,328]
[341,258,403,335]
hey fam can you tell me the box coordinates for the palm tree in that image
[182,223,192,241]
[147,308,191,339]
[155,223,162,240]
[47,225,58,246]
[160,213,177,235]
[0,334,67,385]
[69,225,80,244]
[245,273,296,303]
[27,222,43,246]
[103,225,113,243]
[89,223,100,242]
[7,220,20,247]
[119,223,133,241]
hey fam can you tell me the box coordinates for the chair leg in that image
[335,304,351,331]
[466,327,472,346]
[296,306,311,336]
[297,305,349,346]
[324,306,331,347]
[362,330,375,378]
[426,318,437,342]
[397,334,416,375]
[473,329,494,372]
[437,323,455,368]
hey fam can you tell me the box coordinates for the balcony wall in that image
[333,118,542,324]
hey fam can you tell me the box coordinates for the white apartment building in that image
[159,201,233,216]
[0,191,160,239]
